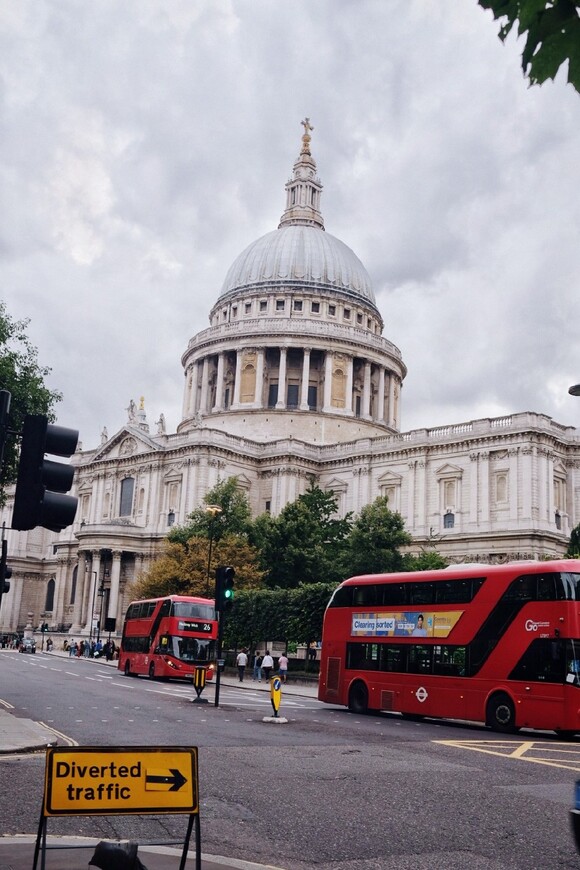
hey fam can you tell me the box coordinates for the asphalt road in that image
[1,650,580,869]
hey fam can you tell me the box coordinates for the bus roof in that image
[126,593,214,606]
[340,558,580,586]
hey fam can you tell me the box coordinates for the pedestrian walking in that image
[278,652,289,683]
[261,650,274,681]
[236,649,248,681]
[252,650,263,681]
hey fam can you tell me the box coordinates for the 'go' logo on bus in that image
[525,619,550,632]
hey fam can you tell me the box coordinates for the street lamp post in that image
[569,385,580,397]
[205,505,222,596]
[96,570,110,644]
[88,572,98,643]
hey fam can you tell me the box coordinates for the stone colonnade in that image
[183,345,401,428]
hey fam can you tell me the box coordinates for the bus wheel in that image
[124,660,132,677]
[487,693,516,733]
[348,681,369,715]
[148,662,155,679]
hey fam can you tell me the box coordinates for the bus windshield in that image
[166,635,214,662]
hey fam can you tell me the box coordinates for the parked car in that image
[19,638,36,654]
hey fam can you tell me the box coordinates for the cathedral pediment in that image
[435,463,463,479]
[92,427,164,461]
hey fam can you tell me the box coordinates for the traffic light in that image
[11,415,79,533]
[0,560,11,594]
[215,565,235,612]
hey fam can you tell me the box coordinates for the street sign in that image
[43,746,198,816]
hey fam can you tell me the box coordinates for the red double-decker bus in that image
[118,594,217,682]
[318,559,580,737]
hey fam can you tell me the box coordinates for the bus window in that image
[346,642,379,671]
[503,575,535,601]
[328,585,353,608]
[353,585,378,606]
[409,583,434,605]
[381,584,407,606]
[380,645,405,673]
[433,646,465,676]
[509,638,566,683]
[561,573,580,600]
[407,645,432,675]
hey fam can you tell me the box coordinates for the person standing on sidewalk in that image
[278,652,289,683]
[252,650,263,681]
[261,650,274,681]
[236,649,248,681]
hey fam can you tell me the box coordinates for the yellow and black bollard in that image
[192,666,208,704]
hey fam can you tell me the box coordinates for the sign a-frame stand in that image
[34,746,201,870]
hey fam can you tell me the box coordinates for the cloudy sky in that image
[2,1,580,449]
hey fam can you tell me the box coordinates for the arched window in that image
[45,578,55,612]
[119,478,135,517]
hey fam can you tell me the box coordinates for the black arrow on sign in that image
[145,769,188,791]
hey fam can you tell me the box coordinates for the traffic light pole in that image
[0,393,12,621]
[214,609,225,708]
[0,534,8,624]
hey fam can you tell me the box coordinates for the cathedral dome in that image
[218,224,375,304]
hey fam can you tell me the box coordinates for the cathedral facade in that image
[1,122,578,636]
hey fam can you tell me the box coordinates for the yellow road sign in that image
[44,746,198,816]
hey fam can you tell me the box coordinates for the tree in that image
[167,476,252,545]
[130,534,264,600]
[256,480,352,588]
[0,301,62,505]
[340,496,411,577]
[566,522,580,557]
[403,550,449,571]
[478,0,580,93]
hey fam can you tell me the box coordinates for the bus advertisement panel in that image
[318,559,580,737]
[118,595,217,682]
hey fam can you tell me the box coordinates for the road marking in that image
[435,739,580,772]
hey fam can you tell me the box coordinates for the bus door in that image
[506,637,568,730]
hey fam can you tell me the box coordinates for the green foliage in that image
[566,522,580,557]
[340,496,411,577]
[403,550,450,571]
[478,0,580,92]
[256,480,352,588]
[168,476,253,545]
[222,582,336,650]
[0,301,62,504]
[130,533,264,601]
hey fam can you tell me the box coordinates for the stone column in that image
[199,357,210,414]
[189,362,199,415]
[362,362,372,419]
[377,367,385,422]
[345,356,354,413]
[299,348,311,409]
[54,554,70,628]
[213,353,225,411]
[84,551,101,634]
[480,452,490,527]
[108,550,123,622]
[388,375,396,427]
[323,352,333,412]
[255,349,265,407]
[469,453,479,525]
[231,350,242,408]
[275,348,288,409]
[71,551,88,632]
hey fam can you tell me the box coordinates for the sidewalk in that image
[0,649,318,869]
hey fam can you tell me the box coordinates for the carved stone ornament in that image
[120,437,137,456]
